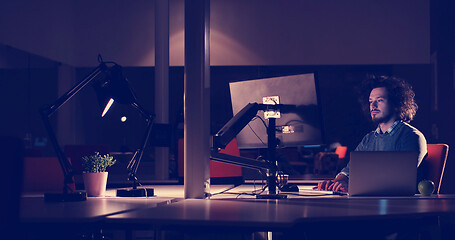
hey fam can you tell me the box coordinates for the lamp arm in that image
[39,63,107,193]
[131,102,155,121]
[126,102,155,185]
[39,110,73,190]
[213,103,260,150]
[43,64,106,117]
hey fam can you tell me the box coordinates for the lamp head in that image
[93,64,137,117]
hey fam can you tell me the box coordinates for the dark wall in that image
[210,65,432,152]
[73,66,185,163]
[0,46,61,156]
[0,55,443,184]
[0,61,433,166]
[431,0,455,194]
[0,68,58,156]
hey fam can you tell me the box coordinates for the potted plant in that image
[82,152,116,197]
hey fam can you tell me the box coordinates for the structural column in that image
[430,0,455,193]
[184,0,211,199]
[154,0,170,180]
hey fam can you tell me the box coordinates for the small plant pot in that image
[83,172,108,197]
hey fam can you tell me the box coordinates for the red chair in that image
[211,139,243,178]
[314,146,348,175]
[178,138,242,181]
[335,146,348,159]
[422,144,449,194]
[22,157,75,193]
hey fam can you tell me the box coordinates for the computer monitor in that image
[229,73,324,149]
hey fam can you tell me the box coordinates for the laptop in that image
[348,151,419,196]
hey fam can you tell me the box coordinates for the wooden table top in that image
[105,185,455,230]
[20,184,455,231]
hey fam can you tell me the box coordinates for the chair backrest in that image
[22,157,75,193]
[178,138,242,179]
[335,146,348,159]
[423,144,449,194]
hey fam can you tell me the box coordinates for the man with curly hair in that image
[317,75,427,192]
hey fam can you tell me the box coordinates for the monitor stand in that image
[255,118,287,199]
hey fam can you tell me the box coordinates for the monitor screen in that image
[229,73,324,149]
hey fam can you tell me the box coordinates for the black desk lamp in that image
[40,55,155,201]
[91,60,155,197]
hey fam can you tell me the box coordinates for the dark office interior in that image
[1,0,455,239]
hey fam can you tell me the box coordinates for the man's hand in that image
[313,174,349,192]
[328,180,348,192]
[315,180,334,191]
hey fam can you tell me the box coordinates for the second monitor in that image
[229,73,324,149]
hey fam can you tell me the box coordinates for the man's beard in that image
[371,112,393,124]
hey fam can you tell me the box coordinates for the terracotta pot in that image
[82,172,108,197]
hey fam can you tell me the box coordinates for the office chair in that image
[335,146,348,171]
[178,138,243,182]
[314,146,348,175]
[335,146,348,159]
[414,144,449,240]
[22,156,75,193]
[422,144,449,194]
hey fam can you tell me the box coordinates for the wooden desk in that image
[19,185,455,239]
[19,187,182,239]
[20,184,237,224]
[106,196,455,228]
[105,186,455,239]
[20,196,177,223]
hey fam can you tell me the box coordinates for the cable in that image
[254,115,268,129]
[245,115,269,147]
[208,182,267,199]
[247,123,266,146]
[98,54,103,63]
[208,184,242,197]
[284,192,335,197]
[134,180,152,198]
[97,54,119,66]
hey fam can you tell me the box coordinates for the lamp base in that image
[44,191,87,202]
[256,194,287,199]
[117,188,154,197]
